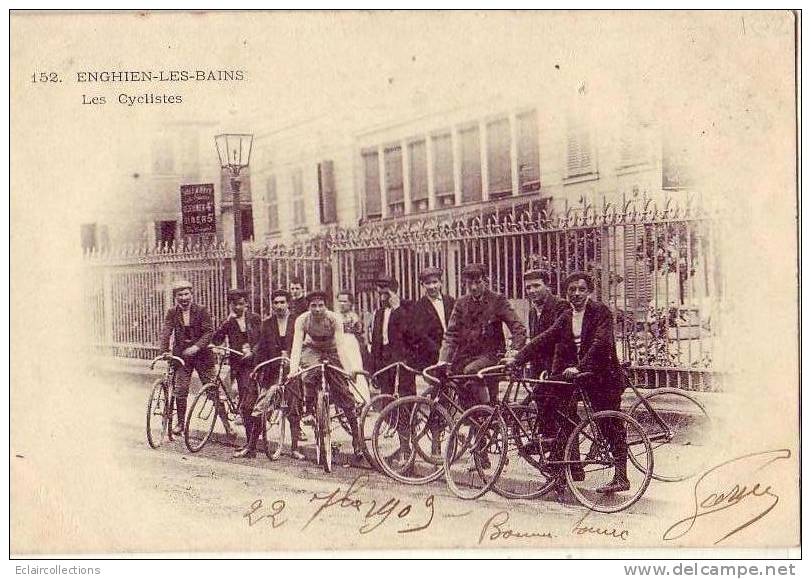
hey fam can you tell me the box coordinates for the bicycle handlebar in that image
[372,361,421,379]
[475,364,508,379]
[207,344,246,358]
[250,355,290,379]
[285,361,360,383]
[151,353,186,370]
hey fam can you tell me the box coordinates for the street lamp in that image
[215,133,253,289]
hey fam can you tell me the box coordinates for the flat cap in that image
[461,263,487,279]
[171,279,193,292]
[419,266,443,281]
[523,269,549,283]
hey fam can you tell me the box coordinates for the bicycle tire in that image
[491,403,557,500]
[183,384,219,452]
[564,410,653,513]
[443,404,508,500]
[146,378,168,449]
[359,393,396,472]
[316,391,332,473]
[628,388,711,482]
[372,395,451,485]
[263,386,288,461]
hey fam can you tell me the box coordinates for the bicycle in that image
[146,352,185,448]
[358,362,421,472]
[250,354,291,461]
[183,344,244,453]
[369,362,486,485]
[444,367,655,513]
[285,360,367,473]
[622,363,712,482]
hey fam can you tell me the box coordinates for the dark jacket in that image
[370,300,412,372]
[438,289,527,364]
[514,298,624,394]
[212,312,262,371]
[404,294,455,370]
[255,313,296,364]
[159,303,215,364]
[527,293,571,377]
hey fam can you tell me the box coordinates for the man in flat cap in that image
[437,263,527,406]
[370,277,412,398]
[212,288,263,458]
[405,267,455,372]
[159,279,216,436]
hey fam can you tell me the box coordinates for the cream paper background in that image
[9,10,799,555]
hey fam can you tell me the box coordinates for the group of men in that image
[158,263,631,497]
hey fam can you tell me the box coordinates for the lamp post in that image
[215,133,253,289]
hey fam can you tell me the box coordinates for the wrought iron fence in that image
[82,193,723,391]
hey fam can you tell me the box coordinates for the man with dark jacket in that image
[405,267,455,371]
[507,271,629,494]
[524,269,570,378]
[289,278,308,320]
[437,263,527,405]
[370,277,413,396]
[254,289,301,459]
[212,289,262,458]
[159,279,216,436]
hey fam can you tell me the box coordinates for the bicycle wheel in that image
[491,403,557,500]
[359,393,396,472]
[564,410,653,513]
[444,405,507,500]
[315,391,332,473]
[146,378,169,449]
[628,389,712,482]
[261,386,287,461]
[372,395,450,485]
[184,384,218,452]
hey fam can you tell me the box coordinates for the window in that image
[318,160,337,224]
[291,168,306,228]
[384,145,404,216]
[265,175,279,233]
[156,220,176,246]
[516,110,540,193]
[566,122,597,179]
[487,118,512,199]
[432,133,455,207]
[459,125,482,203]
[408,140,428,213]
[363,150,382,219]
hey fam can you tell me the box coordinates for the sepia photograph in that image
[9,9,800,558]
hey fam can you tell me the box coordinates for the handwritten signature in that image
[303,474,435,535]
[663,448,790,544]
[571,509,629,541]
[478,511,554,544]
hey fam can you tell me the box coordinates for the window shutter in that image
[318,160,337,224]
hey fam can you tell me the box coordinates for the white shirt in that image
[235,315,246,332]
[382,307,392,346]
[572,309,585,351]
[430,296,446,331]
[181,308,191,326]
[276,314,289,338]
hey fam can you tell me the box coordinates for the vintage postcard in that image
[9,10,800,556]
